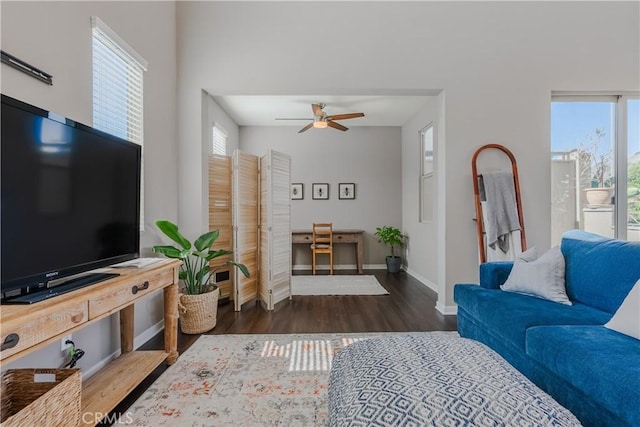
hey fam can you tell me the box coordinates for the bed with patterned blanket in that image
[328,333,581,426]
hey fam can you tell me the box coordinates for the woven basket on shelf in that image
[1,368,81,427]
[178,286,219,334]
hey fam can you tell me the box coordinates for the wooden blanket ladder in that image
[472,144,527,263]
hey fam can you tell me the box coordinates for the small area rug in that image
[124,333,394,426]
[291,275,389,296]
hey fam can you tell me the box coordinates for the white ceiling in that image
[210,95,436,127]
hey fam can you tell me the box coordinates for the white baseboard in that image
[292,264,387,271]
[435,302,458,316]
[403,267,438,294]
[404,268,457,316]
[82,319,165,380]
[134,319,165,349]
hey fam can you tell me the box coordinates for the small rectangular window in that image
[92,16,147,145]
[212,123,228,156]
[422,125,434,175]
[420,124,435,223]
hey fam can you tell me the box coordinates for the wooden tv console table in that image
[0,259,181,426]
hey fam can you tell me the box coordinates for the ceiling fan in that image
[276,103,365,133]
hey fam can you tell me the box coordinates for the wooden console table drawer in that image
[1,301,87,359]
[291,233,312,244]
[333,233,356,243]
[88,268,174,319]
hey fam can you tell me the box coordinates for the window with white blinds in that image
[92,16,147,144]
[92,16,148,229]
[212,124,228,155]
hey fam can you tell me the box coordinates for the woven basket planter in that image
[1,368,81,427]
[178,287,219,334]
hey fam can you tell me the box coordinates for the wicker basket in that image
[178,287,219,334]
[1,368,81,427]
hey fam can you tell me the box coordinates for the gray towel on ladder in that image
[479,172,520,253]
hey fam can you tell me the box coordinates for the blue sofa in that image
[454,230,640,427]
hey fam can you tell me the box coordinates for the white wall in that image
[176,1,640,313]
[240,125,402,268]
[1,1,177,373]
[402,97,439,289]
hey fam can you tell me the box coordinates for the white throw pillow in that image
[501,246,572,305]
[605,280,640,340]
[517,246,538,262]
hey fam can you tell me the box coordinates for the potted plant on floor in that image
[579,128,614,206]
[153,220,249,334]
[374,226,407,273]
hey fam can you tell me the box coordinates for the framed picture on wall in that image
[339,183,356,200]
[312,183,329,200]
[291,183,303,200]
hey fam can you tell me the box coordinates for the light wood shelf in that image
[81,350,168,425]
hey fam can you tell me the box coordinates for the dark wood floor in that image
[103,269,456,425]
[221,269,456,330]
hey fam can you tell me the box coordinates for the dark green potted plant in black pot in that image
[374,226,407,273]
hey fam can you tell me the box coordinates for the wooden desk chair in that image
[311,223,333,275]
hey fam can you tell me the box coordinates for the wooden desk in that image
[0,259,181,426]
[292,229,365,274]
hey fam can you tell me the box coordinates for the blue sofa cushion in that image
[454,284,610,352]
[561,230,640,314]
[479,261,513,289]
[526,325,640,427]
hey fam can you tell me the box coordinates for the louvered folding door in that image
[208,154,234,298]
[259,150,292,310]
[233,151,260,311]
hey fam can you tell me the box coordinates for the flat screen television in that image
[1,94,141,303]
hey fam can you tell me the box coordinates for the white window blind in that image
[92,16,147,229]
[212,123,228,155]
[92,16,147,145]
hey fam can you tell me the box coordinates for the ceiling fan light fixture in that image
[290,103,364,133]
[313,117,328,129]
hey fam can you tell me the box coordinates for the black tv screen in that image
[1,95,141,300]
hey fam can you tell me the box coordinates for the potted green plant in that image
[374,226,407,273]
[629,162,640,226]
[579,128,614,206]
[152,220,249,334]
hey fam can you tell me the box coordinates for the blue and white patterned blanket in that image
[328,333,581,426]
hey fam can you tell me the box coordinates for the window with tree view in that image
[551,96,640,244]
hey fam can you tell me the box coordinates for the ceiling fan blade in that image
[326,112,365,121]
[327,121,348,132]
[298,123,314,133]
[312,103,324,117]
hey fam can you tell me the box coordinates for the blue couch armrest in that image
[479,262,514,289]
